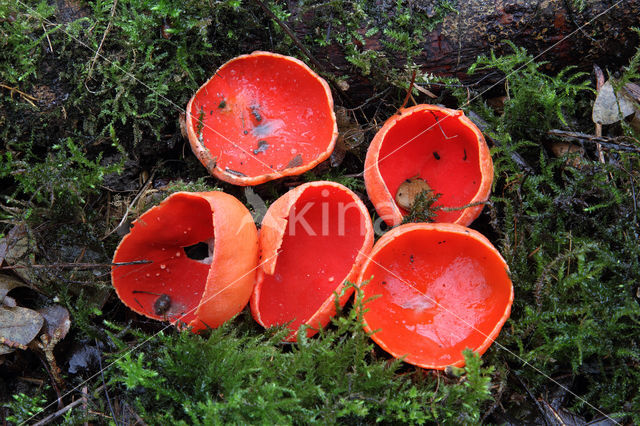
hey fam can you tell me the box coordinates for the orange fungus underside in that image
[364,104,493,226]
[358,223,513,369]
[186,51,337,185]
[111,192,258,332]
[252,182,373,340]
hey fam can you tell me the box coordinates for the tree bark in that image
[289,0,640,97]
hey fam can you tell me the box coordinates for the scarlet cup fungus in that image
[356,223,513,369]
[251,181,374,341]
[364,104,493,226]
[111,191,258,332]
[186,51,338,186]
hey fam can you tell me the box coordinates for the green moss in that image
[467,41,593,145]
[0,0,55,85]
[457,44,640,421]
[3,1,640,423]
[296,0,457,87]
[106,285,494,424]
[303,169,364,192]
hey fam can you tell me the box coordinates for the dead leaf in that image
[179,112,187,139]
[487,96,508,115]
[331,107,366,167]
[414,84,437,99]
[330,139,347,168]
[0,306,43,355]
[593,64,605,90]
[284,154,303,169]
[0,224,26,265]
[592,80,637,125]
[549,141,584,167]
[38,304,71,341]
[2,224,29,261]
[0,273,25,301]
[336,79,349,92]
[623,82,640,103]
[631,111,640,135]
[540,399,587,426]
[2,224,38,284]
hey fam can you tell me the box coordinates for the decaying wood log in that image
[286,1,640,98]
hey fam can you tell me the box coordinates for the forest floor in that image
[1,0,640,424]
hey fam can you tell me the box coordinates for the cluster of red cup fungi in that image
[112,51,513,370]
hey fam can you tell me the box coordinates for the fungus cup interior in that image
[368,105,491,224]
[187,51,337,184]
[111,192,258,332]
[358,223,513,369]
[112,194,214,326]
[252,183,373,340]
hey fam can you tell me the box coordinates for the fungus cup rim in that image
[356,222,514,369]
[363,104,493,226]
[186,51,338,186]
[111,191,259,333]
[251,181,374,341]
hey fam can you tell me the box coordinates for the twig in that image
[0,260,151,270]
[36,355,63,410]
[397,69,417,113]
[37,334,65,391]
[102,169,154,239]
[593,64,606,163]
[513,373,548,423]
[85,0,118,81]
[124,403,148,425]
[0,83,38,107]
[18,377,45,386]
[413,83,437,99]
[96,338,117,425]
[253,0,326,73]
[33,385,105,426]
[486,133,534,173]
[547,129,640,153]
[252,0,351,103]
[82,386,89,426]
[42,22,54,54]
[346,87,391,112]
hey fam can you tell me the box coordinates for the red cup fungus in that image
[356,222,513,369]
[111,191,258,332]
[364,104,493,226]
[186,51,338,186]
[251,181,374,341]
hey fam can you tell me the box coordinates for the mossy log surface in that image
[290,0,640,87]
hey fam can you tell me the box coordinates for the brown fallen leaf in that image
[549,141,584,167]
[623,81,640,103]
[37,305,70,387]
[2,224,38,284]
[284,154,303,169]
[395,178,433,210]
[592,80,637,125]
[0,305,44,355]
[39,304,71,341]
[331,106,365,167]
[0,273,25,302]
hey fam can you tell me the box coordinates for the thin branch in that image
[102,169,154,239]
[485,134,535,174]
[85,0,118,81]
[96,339,117,424]
[547,129,640,153]
[252,0,351,103]
[33,385,105,426]
[0,260,152,270]
[253,0,326,73]
[0,83,38,106]
[397,69,417,113]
